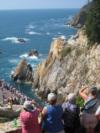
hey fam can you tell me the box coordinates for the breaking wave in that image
[2,37,29,44]
[19,53,38,60]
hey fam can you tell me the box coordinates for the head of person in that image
[89,86,97,96]
[23,101,33,112]
[67,93,76,104]
[47,93,57,105]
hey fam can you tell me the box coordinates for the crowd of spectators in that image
[0,80,31,106]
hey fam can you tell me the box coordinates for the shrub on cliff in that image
[60,46,71,58]
[85,0,100,45]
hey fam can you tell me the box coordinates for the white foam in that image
[59,35,66,40]
[20,53,28,58]
[20,53,38,60]
[28,56,38,60]
[2,37,29,44]
[26,31,42,35]
[9,59,18,64]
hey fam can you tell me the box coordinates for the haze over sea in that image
[0,9,78,99]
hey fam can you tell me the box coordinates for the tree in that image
[85,0,100,45]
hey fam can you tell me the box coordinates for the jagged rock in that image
[17,38,26,43]
[32,38,66,90]
[32,29,100,97]
[28,49,39,57]
[11,59,33,82]
[69,1,94,28]
[0,105,21,119]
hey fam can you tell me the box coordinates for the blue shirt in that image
[43,104,64,132]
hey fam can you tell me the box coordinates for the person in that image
[20,100,41,133]
[95,105,100,132]
[41,93,64,133]
[62,93,80,133]
[79,86,99,133]
[8,97,13,109]
[95,105,100,120]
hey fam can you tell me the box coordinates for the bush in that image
[76,96,84,107]
[85,0,100,45]
[61,46,71,58]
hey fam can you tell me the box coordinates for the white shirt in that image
[95,106,100,116]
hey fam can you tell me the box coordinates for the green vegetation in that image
[85,0,100,45]
[61,46,72,58]
[76,96,84,107]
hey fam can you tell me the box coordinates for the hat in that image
[67,93,75,102]
[47,93,57,101]
[23,101,33,111]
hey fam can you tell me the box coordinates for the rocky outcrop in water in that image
[11,59,33,83]
[69,1,93,28]
[32,29,100,98]
[28,49,39,57]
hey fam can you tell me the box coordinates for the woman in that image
[20,100,41,133]
[41,93,64,133]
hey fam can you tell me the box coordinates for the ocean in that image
[0,9,78,100]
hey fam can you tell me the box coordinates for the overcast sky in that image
[0,0,87,10]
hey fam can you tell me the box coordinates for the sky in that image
[0,0,87,10]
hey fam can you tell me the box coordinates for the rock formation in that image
[12,29,100,99]
[0,105,21,119]
[69,1,94,28]
[32,29,100,98]
[28,49,39,57]
[11,59,33,83]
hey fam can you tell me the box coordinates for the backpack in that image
[83,98,98,113]
[63,104,80,129]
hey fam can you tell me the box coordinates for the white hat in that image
[67,93,75,102]
[23,101,33,111]
[47,93,57,101]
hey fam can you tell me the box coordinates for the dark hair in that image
[90,86,97,96]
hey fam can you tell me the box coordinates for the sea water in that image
[0,9,78,101]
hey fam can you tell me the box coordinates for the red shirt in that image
[20,109,41,133]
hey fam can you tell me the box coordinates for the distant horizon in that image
[0,0,87,10]
[0,7,81,11]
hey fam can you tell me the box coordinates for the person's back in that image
[20,109,41,133]
[44,104,64,132]
[62,93,80,133]
[42,93,64,133]
[20,101,41,133]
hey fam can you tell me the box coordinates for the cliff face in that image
[69,1,93,28]
[33,29,100,97]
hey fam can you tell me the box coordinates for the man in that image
[79,86,99,133]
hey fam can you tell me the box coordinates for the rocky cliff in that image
[69,1,94,28]
[32,29,100,97]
